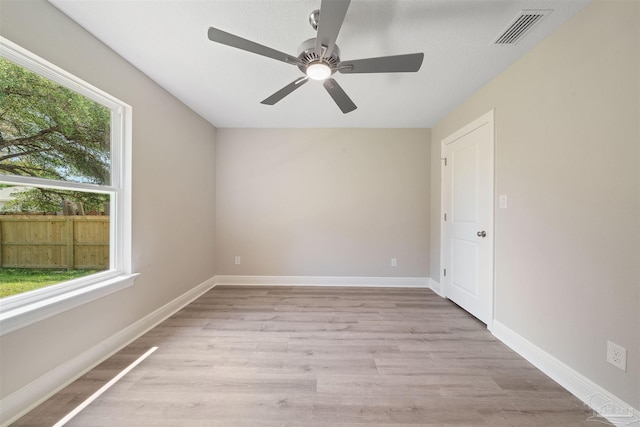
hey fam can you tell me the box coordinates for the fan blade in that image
[208,27,301,66]
[315,0,351,58]
[323,78,357,114]
[261,77,309,105]
[339,53,424,74]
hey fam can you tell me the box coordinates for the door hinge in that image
[443,213,447,222]
[441,157,447,166]
[443,268,447,277]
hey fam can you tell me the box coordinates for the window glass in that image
[0,49,126,305]
[0,56,111,184]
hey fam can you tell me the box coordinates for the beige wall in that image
[216,129,430,278]
[0,0,216,401]
[431,0,639,407]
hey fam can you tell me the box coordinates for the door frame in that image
[440,109,495,329]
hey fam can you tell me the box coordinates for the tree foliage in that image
[2,186,108,214]
[0,56,111,213]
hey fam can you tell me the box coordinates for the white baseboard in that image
[428,278,444,297]
[492,320,639,426]
[0,277,216,426]
[214,275,430,288]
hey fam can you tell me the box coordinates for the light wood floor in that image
[13,286,610,426]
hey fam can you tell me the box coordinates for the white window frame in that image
[0,37,137,336]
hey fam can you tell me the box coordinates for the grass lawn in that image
[0,268,98,298]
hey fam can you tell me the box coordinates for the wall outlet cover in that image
[606,340,627,371]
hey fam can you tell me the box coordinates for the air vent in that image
[493,10,552,45]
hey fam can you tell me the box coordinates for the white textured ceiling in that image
[49,0,589,128]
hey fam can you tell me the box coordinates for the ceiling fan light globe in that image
[306,62,331,81]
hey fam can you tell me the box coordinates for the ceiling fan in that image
[207,0,424,114]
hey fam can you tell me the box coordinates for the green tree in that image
[0,56,111,213]
[2,186,108,214]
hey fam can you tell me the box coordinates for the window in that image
[0,37,135,335]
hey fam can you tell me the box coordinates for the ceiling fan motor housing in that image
[297,38,340,75]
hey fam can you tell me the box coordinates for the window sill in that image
[0,273,139,336]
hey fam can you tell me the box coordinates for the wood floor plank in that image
[12,286,609,426]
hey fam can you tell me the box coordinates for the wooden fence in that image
[0,216,109,269]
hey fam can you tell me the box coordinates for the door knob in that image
[477,231,486,238]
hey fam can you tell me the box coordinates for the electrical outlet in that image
[234,256,241,265]
[606,341,627,371]
[391,258,397,267]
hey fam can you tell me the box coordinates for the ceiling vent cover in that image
[493,10,552,45]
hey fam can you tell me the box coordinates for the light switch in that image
[499,194,508,209]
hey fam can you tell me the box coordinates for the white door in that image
[441,110,494,326]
